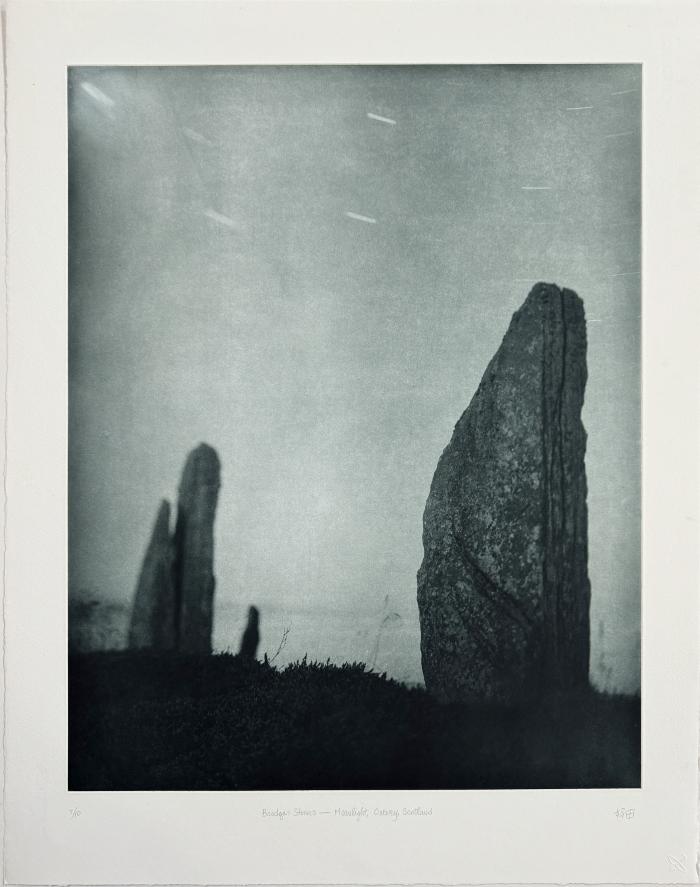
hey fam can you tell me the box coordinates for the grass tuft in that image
[69,651,640,790]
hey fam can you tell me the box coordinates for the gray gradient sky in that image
[68,65,641,692]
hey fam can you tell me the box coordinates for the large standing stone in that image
[128,500,176,650]
[417,283,590,705]
[173,443,221,653]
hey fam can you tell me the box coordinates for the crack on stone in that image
[541,286,573,682]
[451,522,535,632]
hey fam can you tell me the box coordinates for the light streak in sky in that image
[81,82,115,108]
[202,208,238,229]
[566,106,594,110]
[610,270,641,276]
[183,128,214,147]
[603,131,636,139]
[345,212,377,224]
[367,112,396,125]
[611,89,638,95]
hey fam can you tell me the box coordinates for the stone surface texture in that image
[417,283,590,705]
[128,499,176,650]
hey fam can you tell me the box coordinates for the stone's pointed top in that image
[194,440,218,454]
[154,498,171,527]
[179,443,221,494]
[189,442,221,466]
[523,281,585,310]
[511,283,587,336]
[529,280,561,294]
[147,499,171,541]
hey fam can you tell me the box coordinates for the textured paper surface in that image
[3,1,699,884]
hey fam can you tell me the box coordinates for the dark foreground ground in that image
[69,652,640,790]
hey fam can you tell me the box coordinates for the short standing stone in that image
[239,605,260,659]
[417,283,591,705]
[128,499,176,650]
[173,443,221,653]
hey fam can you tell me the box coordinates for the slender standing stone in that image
[173,443,221,653]
[128,500,176,650]
[417,283,590,705]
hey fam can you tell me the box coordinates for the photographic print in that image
[67,64,641,791]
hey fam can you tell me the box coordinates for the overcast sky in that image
[68,65,641,692]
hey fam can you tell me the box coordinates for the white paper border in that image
[4,1,699,885]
